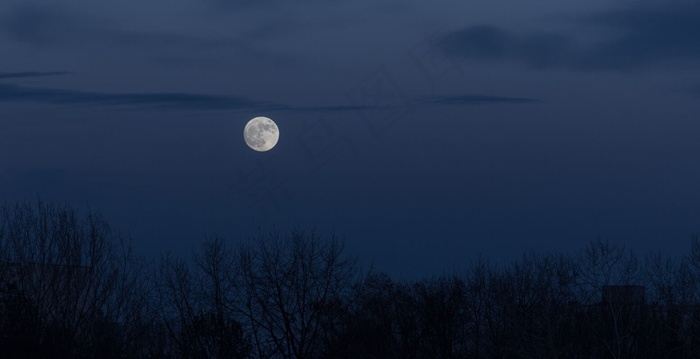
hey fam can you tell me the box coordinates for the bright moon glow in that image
[244,116,279,152]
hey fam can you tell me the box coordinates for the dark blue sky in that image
[1,0,699,278]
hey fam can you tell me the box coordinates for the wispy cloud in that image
[0,71,71,79]
[0,4,290,67]
[437,26,572,69]
[0,82,539,113]
[0,83,282,111]
[291,105,379,112]
[422,95,541,106]
[1,4,244,51]
[0,83,380,112]
[437,1,700,72]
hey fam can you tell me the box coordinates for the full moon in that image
[244,116,279,152]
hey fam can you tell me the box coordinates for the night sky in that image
[1,0,699,278]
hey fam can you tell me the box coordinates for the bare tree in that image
[193,237,250,358]
[577,240,643,359]
[463,260,492,359]
[483,252,585,358]
[236,229,357,359]
[155,238,250,359]
[324,272,405,358]
[0,200,150,359]
[413,275,470,359]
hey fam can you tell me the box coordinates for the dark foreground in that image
[1,201,699,358]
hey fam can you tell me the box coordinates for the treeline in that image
[1,201,700,358]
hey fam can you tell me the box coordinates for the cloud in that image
[2,5,92,46]
[578,2,700,70]
[437,1,700,71]
[0,82,536,113]
[437,26,572,69]
[422,95,541,105]
[0,71,71,79]
[0,4,243,50]
[0,83,282,111]
[206,0,337,11]
[0,4,291,67]
[0,83,378,112]
[291,105,378,112]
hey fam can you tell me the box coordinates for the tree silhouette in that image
[0,200,149,359]
[236,230,357,359]
[155,238,251,359]
[3,200,700,358]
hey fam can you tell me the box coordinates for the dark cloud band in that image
[423,95,541,105]
[0,82,540,113]
[0,71,72,79]
[0,83,380,112]
[0,83,278,110]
